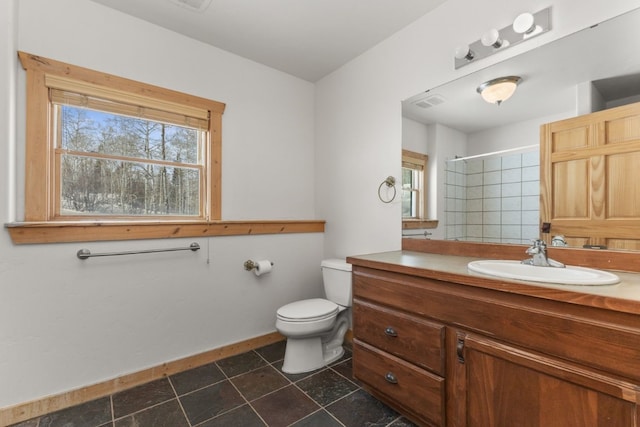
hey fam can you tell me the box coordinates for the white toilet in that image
[275,259,352,374]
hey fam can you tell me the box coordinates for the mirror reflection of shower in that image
[444,145,539,244]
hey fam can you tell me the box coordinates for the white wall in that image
[467,110,573,156]
[315,0,639,259]
[429,124,468,239]
[401,117,429,154]
[1,0,323,409]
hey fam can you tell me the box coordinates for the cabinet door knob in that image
[384,326,398,337]
[384,372,398,384]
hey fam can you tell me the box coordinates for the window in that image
[18,52,225,223]
[10,52,325,244]
[402,150,428,219]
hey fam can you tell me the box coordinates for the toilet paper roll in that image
[254,260,273,276]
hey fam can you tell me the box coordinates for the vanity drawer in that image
[353,339,444,427]
[353,299,445,375]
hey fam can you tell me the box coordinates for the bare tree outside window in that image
[58,105,202,217]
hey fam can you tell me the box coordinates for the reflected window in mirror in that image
[402,153,425,219]
[402,150,437,228]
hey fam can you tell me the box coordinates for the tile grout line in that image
[219,351,271,427]
[189,349,279,426]
[252,349,351,427]
[166,375,194,427]
[109,395,115,427]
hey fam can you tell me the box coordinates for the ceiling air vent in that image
[168,0,212,12]
[412,94,445,109]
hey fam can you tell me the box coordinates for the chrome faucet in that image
[522,239,565,268]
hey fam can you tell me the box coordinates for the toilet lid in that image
[277,298,339,322]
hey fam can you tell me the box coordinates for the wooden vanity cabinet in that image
[351,265,640,427]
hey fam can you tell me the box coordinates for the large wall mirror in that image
[402,7,640,250]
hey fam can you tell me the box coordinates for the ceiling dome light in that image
[477,76,522,105]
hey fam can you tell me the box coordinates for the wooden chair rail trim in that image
[6,220,325,244]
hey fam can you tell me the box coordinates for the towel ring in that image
[378,176,397,203]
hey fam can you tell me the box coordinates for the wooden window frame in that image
[402,149,437,230]
[7,52,324,243]
[402,149,428,219]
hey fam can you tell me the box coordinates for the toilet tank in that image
[321,259,352,307]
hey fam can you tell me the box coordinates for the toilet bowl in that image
[275,259,352,374]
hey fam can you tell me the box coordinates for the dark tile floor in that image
[10,341,417,427]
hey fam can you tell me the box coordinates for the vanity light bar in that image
[454,7,551,69]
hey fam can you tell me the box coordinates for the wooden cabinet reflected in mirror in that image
[541,101,640,251]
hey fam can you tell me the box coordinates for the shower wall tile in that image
[502,153,522,169]
[502,225,521,239]
[467,186,483,200]
[484,157,502,171]
[522,150,539,167]
[502,183,521,197]
[467,225,482,237]
[483,211,501,225]
[484,171,501,185]
[444,150,539,244]
[522,210,539,225]
[483,225,501,238]
[467,173,483,186]
[522,181,539,196]
[502,168,522,183]
[522,166,539,181]
[467,212,482,225]
[467,159,483,174]
[484,184,501,198]
[522,225,540,240]
[522,195,539,210]
[502,211,522,225]
[502,197,522,211]
[467,199,482,212]
[483,198,501,212]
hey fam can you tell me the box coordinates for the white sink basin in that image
[467,260,620,286]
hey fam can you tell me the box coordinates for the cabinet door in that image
[540,101,640,250]
[453,333,640,427]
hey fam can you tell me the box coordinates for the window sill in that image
[6,220,325,244]
[402,219,438,230]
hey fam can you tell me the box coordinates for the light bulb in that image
[454,45,474,61]
[513,12,536,34]
[481,28,503,48]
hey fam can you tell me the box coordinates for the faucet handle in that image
[525,239,546,255]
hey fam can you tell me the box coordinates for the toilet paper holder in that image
[244,259,274,271]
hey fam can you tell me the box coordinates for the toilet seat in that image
[276,298,339,322]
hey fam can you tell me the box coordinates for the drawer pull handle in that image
[456,338,465,364]
[384,327,398,337]
[385,372,398,384]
